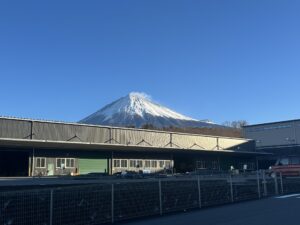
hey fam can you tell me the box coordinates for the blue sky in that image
[0,0,300,125]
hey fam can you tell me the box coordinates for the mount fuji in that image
[79,92,221,128]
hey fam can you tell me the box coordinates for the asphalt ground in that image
[124,194,300,225]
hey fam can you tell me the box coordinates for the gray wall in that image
[32,157,78,176]
[32,149,110,176]
[243,120,300,148]
[0,117,254,151]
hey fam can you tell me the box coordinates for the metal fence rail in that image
[114,181,160,222]
[232,179,259,202]
[52,184,112,225]
[161,180,199,213]
[0,189,50,225]
[201,180,231,207]
[2,172,300,225]
[281,177,300,194]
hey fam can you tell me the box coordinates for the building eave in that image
[243,119,300,128]
[0,138,270,156]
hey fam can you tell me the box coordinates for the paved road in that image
[124,195,300,225]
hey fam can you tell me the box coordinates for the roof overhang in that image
[0,138,270,156]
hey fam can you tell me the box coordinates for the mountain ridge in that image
[79,92,221,128]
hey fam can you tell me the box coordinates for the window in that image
[130,159,136,168]
[144,160,150,168]
[151,160,157,168]
[240,162,255,170]
[159,160,164,168]
[129,159,143,168]
[137,160,143,168]
[113,159,120,168]
[196,161,206,169]
[276,158,289,166]
[56,158,66,168]
[114,159,127,168]
[248,162,255,170]
[36,157,46,168]
[66,158,75,168]
[165,161,171,169]
[121,159,128,168]
[212,161,219,170]
[56,158,75,168]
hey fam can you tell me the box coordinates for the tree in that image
[223,120,248,129]
[141,123,156,130]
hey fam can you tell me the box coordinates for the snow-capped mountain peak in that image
[79,92,218,128]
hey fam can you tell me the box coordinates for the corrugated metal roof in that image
[0,115,251,140]
[243,119,300,128]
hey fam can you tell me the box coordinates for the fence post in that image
[111,183,114,223]
[197,176,202,208]
[280,172,284,194]
[256,170,261,199]
[274,173,279,195]
[262,170,267,196]
[229,174,234,202]
[49,189,53,225]
[158,179,162,215]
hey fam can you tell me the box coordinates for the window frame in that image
[144,160,151,168]
[151,160,157,168]
[165,161,171,169]
[113,159,121,168]
[56,158,75,169]
[129,159,136,168]
[211,161,219,170]
[196,160,206,169]
[159,160,165,168]
[56,158,66,169]
[120,159,128,168]
[136,160,143,168]
[65,158,75,168]
[36,157,46,168]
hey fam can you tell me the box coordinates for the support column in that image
[28,152,32,176]
[109,151,114,175]
[171,153,174,175]
[31,148,35,177]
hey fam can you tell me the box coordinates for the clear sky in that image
[0,0,300,125]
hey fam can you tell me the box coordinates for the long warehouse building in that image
[0,117,266,177]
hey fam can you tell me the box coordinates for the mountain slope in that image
[79,92,220,128]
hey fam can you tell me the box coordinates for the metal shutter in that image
[79,158,108,174]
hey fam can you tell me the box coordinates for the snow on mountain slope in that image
[79,92,219,128]
[95,92,196,121]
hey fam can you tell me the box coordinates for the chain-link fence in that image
[1,171,300,225]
